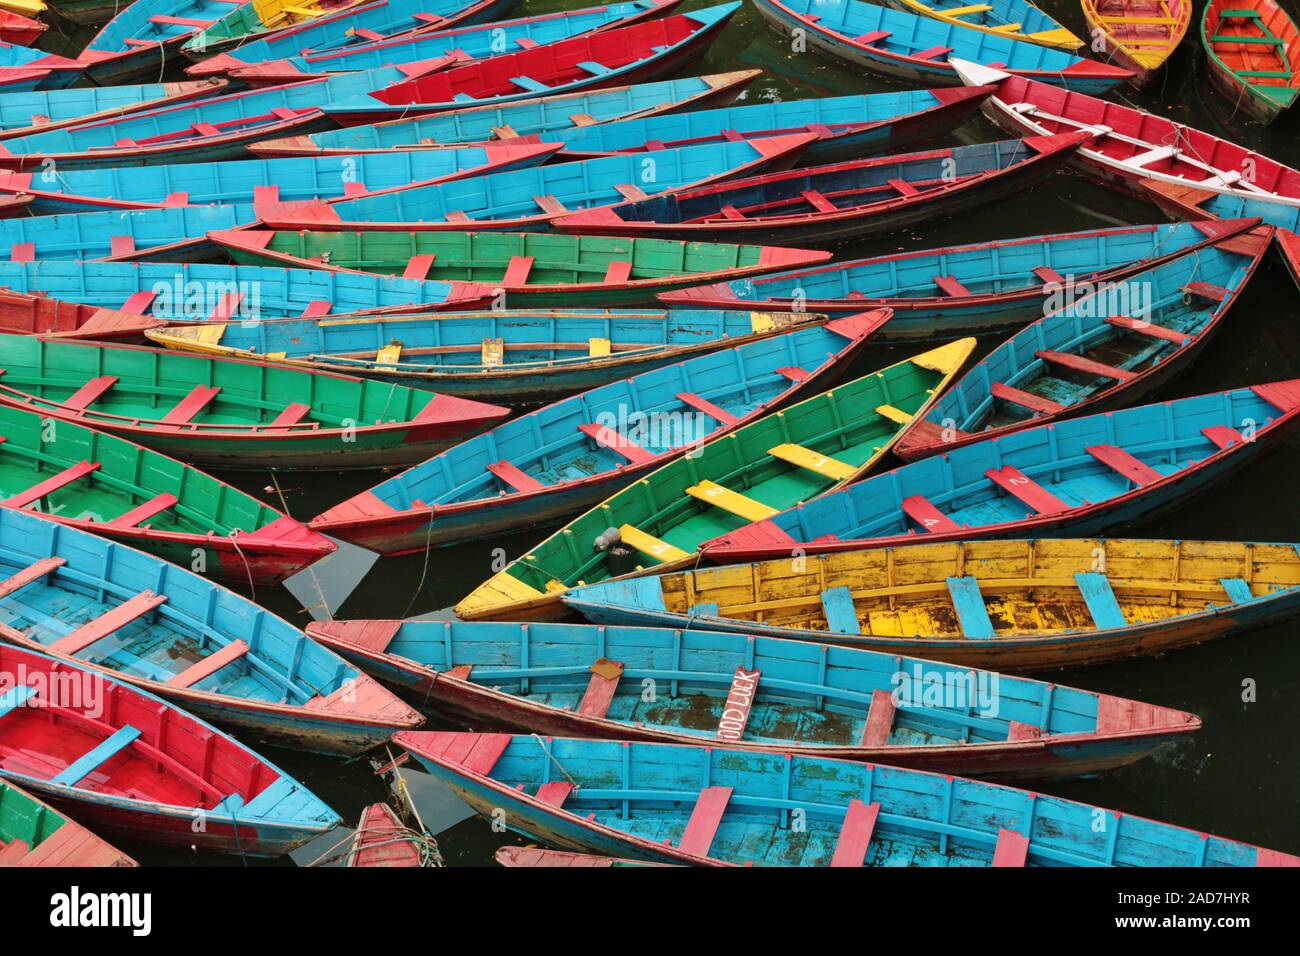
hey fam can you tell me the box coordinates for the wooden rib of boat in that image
[515,86,994,166]
[208,229,830,307]
[0,142,560,215]
[0,11,46,46]
[0,79,229,141]
[0,402,334,585]
[0,61,452,171]
[146,310,833,404]
[660,219,1261,339]
[396,732,1300,866]
[751,0,1131,92]
[1083,0,1191,88]
[885,0,1081,49]
[320,4,741,126]
[254,134,817,232]
[1200,0,1299,124]
[0,643,341,855]
[311,314,882,553]
[892,224,1272,460]
[311,613,1197,777]
[249,71,759,157]
[188,0,534,77]
[951,60,1300,207]
[0,506,424,756]
[496,846,660,867]
[181,0,366,58]
[345,803,431,866]
[698,381,1300,564]
[214,0,682,85]
[0,333,511,470]
[456,335,971,622]
[75,0,256,86]
[565,539,1300,671]
[0,203,257,263]
[0,778,136,867]
[0,41,82,93]
[555,133,1088,247]
[0,260,494,335]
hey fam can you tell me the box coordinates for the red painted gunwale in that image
[0,13,47,47]
[0,779,136,867]
[308,310,889,549]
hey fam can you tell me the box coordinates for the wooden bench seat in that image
[984,465,1069,515]
[1202,425,1245,450]
[1074,572,1127,629]
[402,254,435,280]
[264,403,312,433]
[676,786,731,857]
[535,781,573,807]
[830,799,880,868]
[946,576,996,638]
[1104,314,1190,345]
[49,591,167,657]
[602,260,634,284]
[576,658,623,720]
[1219,577,1256,604]
[1086,443,1162,486]
[501,255,534,287]
[901,494,961,533]
[4,461,101,508]
[61,376,118,413]
[106,493,178,529]
[933,274,972,297]
[618,523,689,563]
[861,689,895,746]
[0,557,65,600]
[768,442,856,481]
[992,827,1029,866]
[820,585,862,635]
[687,480,778,522]
[1183,281,1229,302]
[1035,349,1135,382]
[800,189,839,213]
[52,725,142,787]
[886,177,919,197]
[990,381,1066,415]
[159,385,221,426]
[487,460,545,494]
[0,684,36,720]
[166,639,249,689]
[676,392,739,425]
[577,422,654,464]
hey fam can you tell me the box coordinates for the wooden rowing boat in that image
[951,60,1300,207]
[181,0,366,58]
[0,41,82,94]
[0,260,494,334]
[519,86,994,165]
[145,309,832,404]
[75,0,256,86]
[565,539,1300,670]
[0,204,255,263]
[188,0,538,77]
[0,643,341,854]
[320,4,741,126]
[698,381,1300,564]
[0,60,451,170]
[555,133,1088,246]
[0,79,229,141]
[1201,0,1299,123]
[309,614,1198,778]
[892,224,1273,459]
[0,11,45,45]
[311,314,882,553]
[208,229,829,307]
[495,847,658,867]
[0,142,560,214]
[345,804,431,866]
[884,0,1081,50]
[0,402,334,585]
[253,134,817,231]
[455,335,970,621]
[0,505,424,755]
[0,778,136,866]
[660,218,1261,339]
[213,0,682,85]
[1082,0,1191,88]
[249,71,759,157]
[751,0,1132,92]
[396,732,1300,866]
[0,333,511,470]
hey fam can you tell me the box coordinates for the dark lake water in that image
[42,0,1300,866]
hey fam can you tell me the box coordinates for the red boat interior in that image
[1090,0,1187,49]
[1206,0,1299,94]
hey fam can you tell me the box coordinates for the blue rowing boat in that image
[521,86,994,165]
[700,382,1300,564]
[0,79,228,139]
[661,218,1263,339]
[394,732,1300,866]
[307,617,1201,780]
[894,225,1273,460]
[309,313,882,552]
[0,642,340,856]
[76,0,249,85]
[217,0,681,84]
[0,42,81,93]
[320,4,740,126]
[250,71,758,157]
[751,0,1131,93]
[254,133,816,231]
[0,204,255,262]
[0,503,424,755]
[0,141,558,215]
[0,260,489,335]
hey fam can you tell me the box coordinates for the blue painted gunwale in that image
[255,133,816,231]
[893,225,1273,459]
[0,79,229,138]
[307,617,1201,780]
[249,72,758,157]
[77,0,252,85]
[0,259,487,322]
[659,219,1262,340]
[700,382,1300,562]
[308,314,881,551]
[228,1,680,83]
[395,732,1297,866]
[0,646,340,857]
[0,141,559,214]
[750,0,1131,94]
[0,506,424,754]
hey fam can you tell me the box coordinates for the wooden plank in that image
[602,260,633,284]
[0,684,36,719]
[800,189,838,213]
[933,275,972,297]
[51,725,141,787]
[991,381,1066,415]
[461,734,511,775]
[992,828,1030,867]
[1219,578,1256,604]
[686,480,778,522]
[1073,572,1128,629]
[830,799,879,868]
[576,658,623,719]
[61,376,118,413]
[776,366,809,382]
[716,667,760,741]
[946,576,996,639]
[984,466,1069,515]
[3,461,101,508]
[577,422,653,464]
[501,255,534,287]
[166,639,249,689]
[402,254,435,280]
[265,403,311,431]
[159,385,221,425]
[861,689,895,746]
[1183,281,1229,302]
[0,557,65,600]
[487,460,545,493]
[1035,349,1136,382]
[1202,425,1245,449]
[1086,443,1162,486]
[532,194,568,215]
[886,177,919,197]
[106,493,178,529]
[767,442,856,481]
[911,45,953,60]
[1032,265,1065,284]
[676,786,731,857]
[676,391,739,425]
[49,591,167,656]
[588,337,611,358]
[902,494,961,533]
[875,404,913,425]
[1104,314,1190,345]
[821,586,862,635]
[535,781,573,807]
[618,524,689,563]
